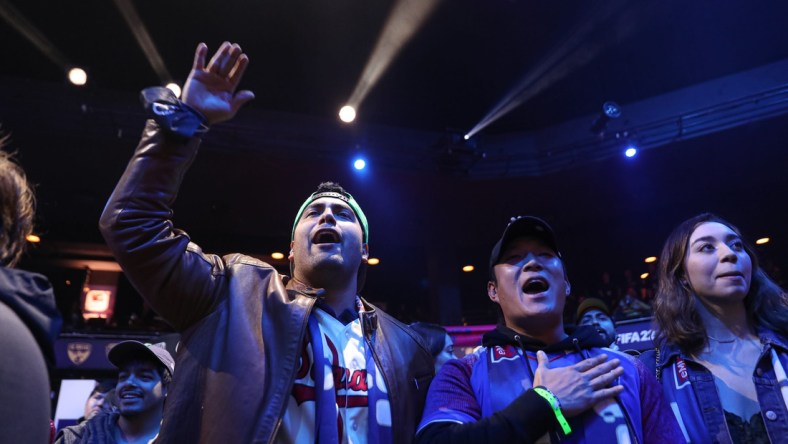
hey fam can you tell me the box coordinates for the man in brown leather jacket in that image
[99,42,434,444]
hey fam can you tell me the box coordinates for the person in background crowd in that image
[411,322,456,372]
[596,271,621,308]
[641,213,788,443]
[55,341,174,444]
[98,42,433,443]
[78,380,115,423]
[576,297,619,349]
[417,216,682,443]
[0,138,62,444]
[611,286,652,321]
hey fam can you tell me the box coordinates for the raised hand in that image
[532,351,625,417]
[182,42,255,125]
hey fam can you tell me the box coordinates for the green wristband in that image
[533,386,572,435]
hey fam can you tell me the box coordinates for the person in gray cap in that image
[55,341,174,444]
[99,42,433,443]
[417,216,682,443]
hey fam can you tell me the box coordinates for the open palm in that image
[182,42,255,125]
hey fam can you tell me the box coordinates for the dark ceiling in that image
[1,0,787,326]
[4,1,788,132]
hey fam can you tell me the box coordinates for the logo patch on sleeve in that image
[673,356,691,389]
[491,345,519,362]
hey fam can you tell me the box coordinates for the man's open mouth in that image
[522,277,549,294]
[313,229,340,244]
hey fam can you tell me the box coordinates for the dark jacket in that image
[0,267,61,363]
[0,267,62,444]
[55,412,121,444]
[99,121,434,444]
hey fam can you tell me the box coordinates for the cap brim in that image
[489,216,560,278]
[107,341,174,376]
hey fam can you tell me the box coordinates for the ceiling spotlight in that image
[644,256,657,263]
[756,237,770,245]
[367,258,380,265]
[339,105,356,123]
[602,101,622,119]
[166,83,182,98]
[353,158,366,170]
[462,265,474,272]
[624,146,637,158]
[271,252,285,260]
[26,234,41,243]
[589,101,621,135]
[640,272,649,280]
[68,67,87,86]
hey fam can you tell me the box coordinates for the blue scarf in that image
[307,312,392,444]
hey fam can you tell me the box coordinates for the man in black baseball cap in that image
[417,216,682,443]
[56,341,174,444]
[488,216,562,277]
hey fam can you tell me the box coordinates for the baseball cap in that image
[489,216,561,279]
[108,340,175,377]
[576,298,612,322]
[292,183,369,243]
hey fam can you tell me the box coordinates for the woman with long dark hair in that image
[644,213,788,443]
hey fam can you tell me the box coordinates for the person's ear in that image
[362,243,369,261]
[565,280,572,296]
[487,281,499,303]
[288,241,295,262]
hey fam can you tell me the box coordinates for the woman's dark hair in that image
[0,137,35,267]
[653,213,788,355]
[409,322,447,357]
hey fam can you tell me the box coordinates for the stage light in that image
[756,237,770,245]
[166,83,181,98]
[271,252,285,260]
[644,256,657,263]
[368,258,380,265]
[339,105,356,123]
[589,101,622,135]
[353,158,366,170]
[602,101,622,119]
[26,234,40,243]
[640,272,649,280]
[68,67,87,86]
[625,146,637,157]
[462,265,474,272]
